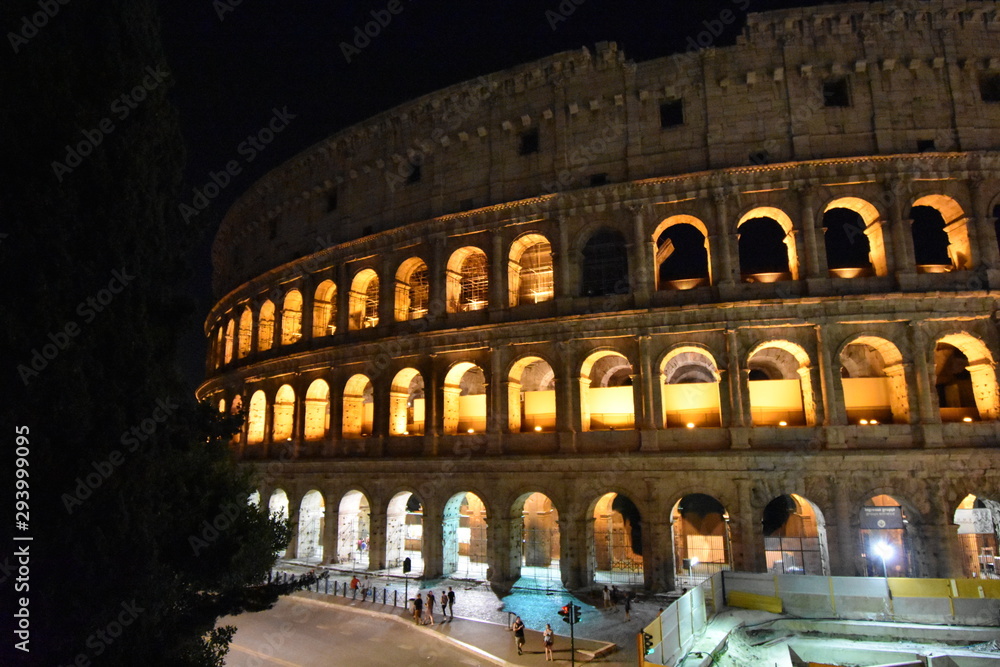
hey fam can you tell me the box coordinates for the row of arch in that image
[261,486,1000,587]
[221,329,999,447]
[209,191,1000,369]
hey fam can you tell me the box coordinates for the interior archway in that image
[296,490,325,562]
[671,493,731,586]
[762,494,829,575]
[592,492,644,586]
[443,492,488,580]
[386,491,424,576]
[337,490,371,569]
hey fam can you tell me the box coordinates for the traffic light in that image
[642,631,654,655]
[559,604,582,624]
[558,605,571,624]
[572,604,582,623]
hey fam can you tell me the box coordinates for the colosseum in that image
[199,0,1000,594]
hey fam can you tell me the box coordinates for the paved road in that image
[223,597,491,666]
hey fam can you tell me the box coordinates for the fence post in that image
[394,590,398,607]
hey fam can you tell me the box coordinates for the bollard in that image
[394,590,398,607]
[383,588,387,605]
[324,578,329,594]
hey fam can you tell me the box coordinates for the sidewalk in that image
[294,588,625,665]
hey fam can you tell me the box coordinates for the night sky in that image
[158,0,838,386]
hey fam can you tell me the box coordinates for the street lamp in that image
[873,541,893,578]
[689,556,700,584]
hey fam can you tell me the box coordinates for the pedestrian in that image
[623,592,632,621]
[350,575,360,597]
[440,589,448,620]
[602,585,611,609]
[361,575,370,599]
[425,591,436,625]
[512,615,525,655]
[447,586,456,619]
[413,593,423,624]
[610,585,620,611]
[543,623,554,661]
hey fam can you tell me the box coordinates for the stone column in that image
[423,356,440,456]
[733,479,759,572]
[555,345,579,453]
[323,492,340,564]
[428,233,448,320]
[724,329,749,429]
[798,183,827,279]
[909,322,939,426]
[489,233,505,314]
[643,517,674,592]
[335,263,351,335]
[300,276,315,342]
[932,479,962,579]
[885,178,916,277]
[636,335,659,431]
[378,258,396,326]
[815,325,846,428]
[711,191,737,286]
[327,370,344,455]
[284,488,304,560]
[555,218,574,301]
[629,205,654,307]
[292,384,306,457]
[249,304,260,356]
[421,503,444,580]
[558,515,589,590]
[486,512,518,594]
[971,176,1000,273]
[367,509,387,571]
[832,481,857,576]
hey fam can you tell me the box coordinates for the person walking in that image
[543,623,554,661]
[610,585,620,611]
[623,592,632,621]
[602,585,611,609]
[412,593,423,624]
[350,575,360,598]
[440,589,448,620]
[447,586,456,619]
[512,615,525,655]
[425,591,436,625]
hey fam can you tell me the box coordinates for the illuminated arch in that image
[257,300,275,352]
[737,206,799,281]
[838,335,909,424]
[935,332,999,421]
[660,346,722,428]
[394,257,430,321]
[386,491,423,574]
[858,493,917,577]
[280,290,303,345]
[342,374,374,437]
[272,384,295,441]
[513,491,561,586]
[337,490,371,567]
[389,368,425,436]
[911,194,971,271]
[443,362,486,434]
[746,340,816,426]
[442,491,488,579]
[652,215,712,289]
[591,491,644,586]
[823,196,886,277]
[304,379,330,440]
[670,493,731,585]
[312,280,337,337]
[237,307,253,358]
[223,318,235,364]
[447,246,489,312]
[508,355,556,432]
[296,490,325,562]
[580,349,635,431]
[247,390,267,444]
[509,233,554,306]
[269,488,290,558]
[349,269,379,330]
[762,493,830,575]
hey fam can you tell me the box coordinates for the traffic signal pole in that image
[569,605,575,667]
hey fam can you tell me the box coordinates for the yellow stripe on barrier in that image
[727,590,783,613]
[888,578,952,599]
[955,578,1000,599]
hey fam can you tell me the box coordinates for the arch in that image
[268,488,290,558]
[737,206,799,281]
[442,491,488,580]
[213,325,223,369]
[247,390,267,444]
[258,300,275,352]
[442,362,487,434]
[280,290,303,345]
[652,215,711,290]
[389,368,425,435]
[660,346,722,428]
[447,246,489,312]
[513,492,561,587]
[312,280,337,337]
[337,490,371,568]
[581,229,630,296]
[858,493,917,577]
[349,268,380,330]
[509,233,554,306]
[746,340,815,426]
[217,397,226,414]
[230,394,242,414]
[953,493,1000,579]
[839,335,910,425]
[508,355,556,432]
[248,489,260,506]
[591,491,644,586]
[670,493,732,586]
[580,350,636,431]
[935,333,999,421]
[395,257,430,321]
[237,307,253,358]
[296,490,325,562]
[223,318,235,364]
[386,491,424,575]
[304,379,330,440]
[823,196,887,277]
[272,384,295,441]
[910,194,971,271]
[762,494,830,575]
[342,374,374,438]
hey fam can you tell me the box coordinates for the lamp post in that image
[873,541,893,579]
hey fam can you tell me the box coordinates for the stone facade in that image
[200,0,1000,593]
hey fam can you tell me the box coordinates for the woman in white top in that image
[543,623,554,661]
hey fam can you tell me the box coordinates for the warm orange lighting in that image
[859,419,869,425]
[467,428,475,434]
[963,416,973,423]
[870,419,878,425]
[534,426,542,432]
[778,421,787,427]
[686,422,696,429]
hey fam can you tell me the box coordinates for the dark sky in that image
[158,0,837,386]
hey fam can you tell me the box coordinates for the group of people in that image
[511,616,556,660]
[411,587,456,625]
[602,584,633,621]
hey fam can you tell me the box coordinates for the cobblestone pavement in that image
[277,560,679,664]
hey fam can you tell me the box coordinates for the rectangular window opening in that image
[823,78,851,107]
[916,139,936,153]
[660,99,684,128]
[980,73,1000,103]
[406,163,422,184]
[326,190,338,212]
[519,127,540,155]
[589,173,608,187]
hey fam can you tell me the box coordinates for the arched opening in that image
[272,384,295,442]
[515,492,561,588]
[839,337,909,425]
[258,300,275,352]
[387,491,423,576]
[824,197,887,277]
[247,390,266,444]
[223,318,235,364]
[580,350,636,431]
[509,356,556,432]
[671,494,731,586]
[447,247,489,312]
[653,216,710,290]
[230,395,243,444]
[237,307,253,358]
[762,494,829,575]
[738,208,798,282]
[747,341,815,426]
[248,490,260,506]
[337,490,370,569]
[859,494,915,577]
[304,379,330,440]
[269,489,290,558]
[296,490,325,563]
[217,397,226,414]
[395,258,430,321]
[660,347,722,428]
[935,334,999,422]
[312,280,337,337]
[342,374,374,438]
[443,492,488,580]
[581,229,629,296]
[349,269,379,330]
[443,362,486,435]
[911,195,971,272]
[213,326,223,369]
[592,492,644,586]
[280,290,303,344]
[509,234,554,306]
[953,494,1000,579]
[389,368,425,436]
